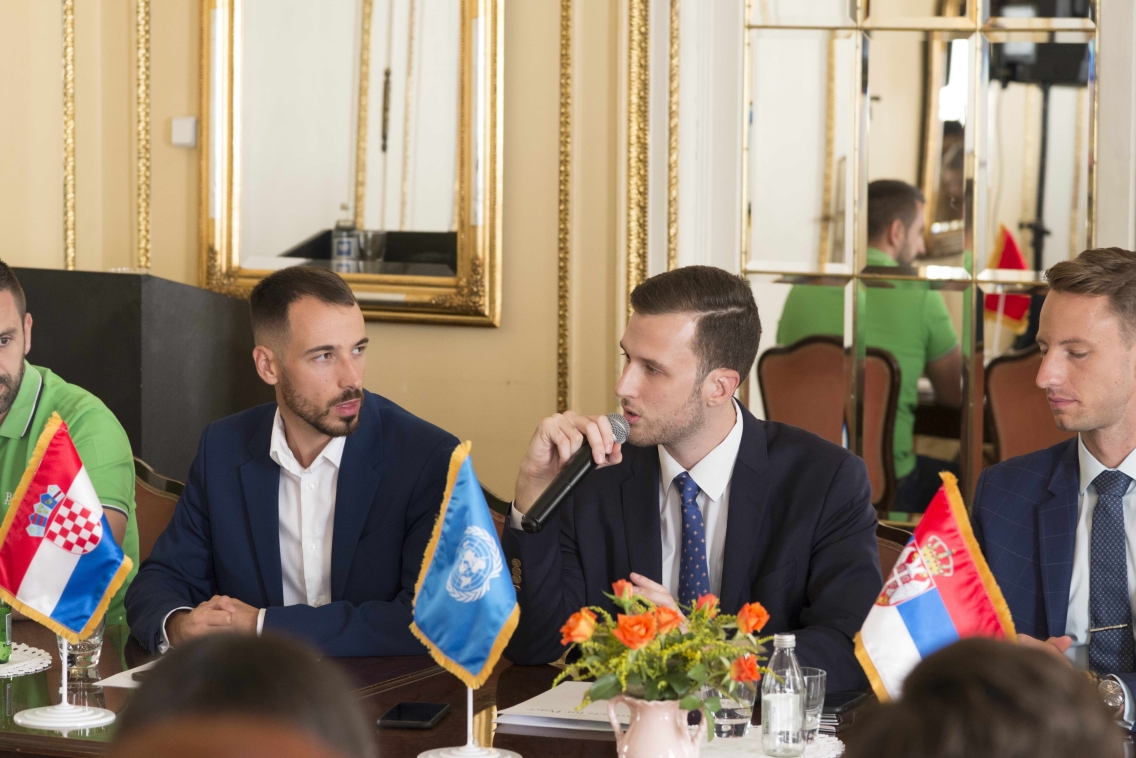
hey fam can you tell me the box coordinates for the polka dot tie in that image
[1089,469,1135,675]
[674,472,710,608]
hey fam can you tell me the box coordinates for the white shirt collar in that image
[268,408,346,476]
[1076,434,1136,495]
[658,400,744,502]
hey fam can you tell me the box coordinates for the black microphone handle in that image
[520,445,597,533]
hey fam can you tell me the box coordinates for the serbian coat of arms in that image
[876,534,955,607]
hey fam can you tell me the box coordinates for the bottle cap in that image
[773,633,796,648]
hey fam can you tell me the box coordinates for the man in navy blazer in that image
[503,267,882,693]
[126,267,457,656]
[973,248,1136,721]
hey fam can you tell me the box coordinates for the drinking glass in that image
[56,617,104,682]
[702,682,758,738]
[800,667,827,743]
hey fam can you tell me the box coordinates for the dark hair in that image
[846,638,1123,758]
[867,179,926,243]
[114,634,376,758]
[629,265,761,379]
[249,266,357,343]
[0,261,27,319]
[1046,248,1136,338]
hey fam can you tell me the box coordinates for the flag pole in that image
[466,686,474,748]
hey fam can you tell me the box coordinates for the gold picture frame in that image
[198,0,503,326]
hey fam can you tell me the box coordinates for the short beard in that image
[279,370,363,438]
[626,383,706,448]
[0,361,26,418]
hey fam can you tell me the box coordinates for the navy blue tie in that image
[675,472,710,608]
[1090,469,1135,675]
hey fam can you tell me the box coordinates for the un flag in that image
[410,442,519,688]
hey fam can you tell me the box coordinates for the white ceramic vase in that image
[606,694,707,758]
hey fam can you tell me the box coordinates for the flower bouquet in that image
[554,578,772,751]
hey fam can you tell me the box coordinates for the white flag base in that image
[418,686,520,758]
[417,747,520,758]
[14,702,115,731]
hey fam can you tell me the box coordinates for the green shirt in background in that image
[775,248,958,479]
[0,362,138,628]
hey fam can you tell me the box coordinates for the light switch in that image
[171,117,197,148]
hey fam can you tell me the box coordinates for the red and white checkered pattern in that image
[43,498,102,555]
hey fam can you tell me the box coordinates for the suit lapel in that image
[1038,439,1080,638]
[621,447,663,583]
[720,409,770,613]
[239,410,284,608]
[330,399,383,600]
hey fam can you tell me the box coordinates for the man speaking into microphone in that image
[502,266,882,692]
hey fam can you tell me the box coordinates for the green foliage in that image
[552,590,771,736]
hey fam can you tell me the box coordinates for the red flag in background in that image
[983,225,1031,335]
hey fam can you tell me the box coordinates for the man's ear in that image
[703,368,741,407]
[22,313,31,357]
[889,218,906,249]
[252,344,281,386]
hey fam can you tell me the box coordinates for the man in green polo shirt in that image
[777,179,962,512]
[0,263,138,630]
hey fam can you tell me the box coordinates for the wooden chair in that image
[758,336,901,512]
[876,522,912,578]
[986,344,1074,462]
[134,458,183,563]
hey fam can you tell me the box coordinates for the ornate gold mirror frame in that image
[198,0,502,326]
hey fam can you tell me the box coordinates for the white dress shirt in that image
[508,401,744,600]
[1066,435,1136,724]
[161,409,343,648]
[657,401,743,598]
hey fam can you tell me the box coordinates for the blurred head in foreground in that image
[846,637,1123,758]
[113,634,375,758]
[109,718,347,758]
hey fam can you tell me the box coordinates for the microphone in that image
[520,413,630,534]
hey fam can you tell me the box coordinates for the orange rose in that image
[730,654,761,683]
[612,579,635,601]
[560,608,597,645]
[612,612,657,650]
[695,593,719,618]
[736,602,770,635]
[654,606,684,634]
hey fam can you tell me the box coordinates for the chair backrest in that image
[134,458,183,564]
[986,344,1074,462]
[758,336,900,510]
[876,522,912,578]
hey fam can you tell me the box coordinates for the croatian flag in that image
[0,413,132,643]
[855,472,1015,700]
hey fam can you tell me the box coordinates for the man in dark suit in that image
[973,248,1136,722]
[126,267,457,656]
[503,266,882,692]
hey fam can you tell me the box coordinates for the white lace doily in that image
[701,732,844,758]
[0,644,52,679]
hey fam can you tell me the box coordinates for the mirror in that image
[201,0,502,325]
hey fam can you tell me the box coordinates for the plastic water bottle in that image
[761,633,805,756]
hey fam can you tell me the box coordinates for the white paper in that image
[495,681,630,731]
[96,659,158,689]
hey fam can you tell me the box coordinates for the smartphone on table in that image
[377,702,451,729]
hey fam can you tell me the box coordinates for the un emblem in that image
[446,526,502,603]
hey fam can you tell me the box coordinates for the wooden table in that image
[0,621,861,757]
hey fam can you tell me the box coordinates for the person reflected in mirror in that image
[845,637,1124,758]
[973,248,1136,733]
[504,266,882,693]
[0,262,138,631]
[777,179,962,512]
[112,634,375,758]
[125,266,458,656]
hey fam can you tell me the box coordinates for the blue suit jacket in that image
[125,391,458,656]
[973,437,1136,693]
[502,406,883,693]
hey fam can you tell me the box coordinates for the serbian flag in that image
[0,413,132,643]
[855,473,1015,700]
[983,224,1031,334]
[410,442,518,688]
